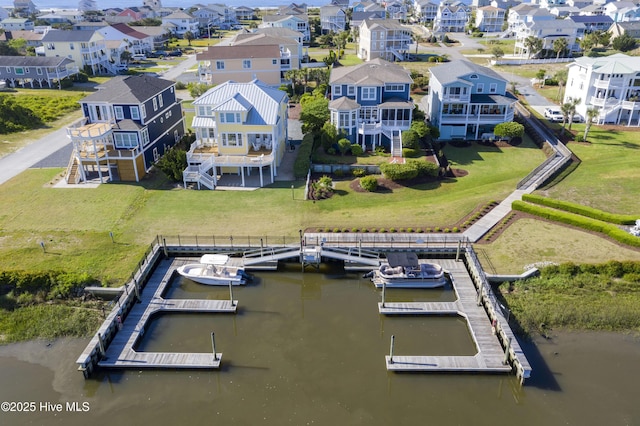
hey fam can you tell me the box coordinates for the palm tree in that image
[524,36,542,59]
[566,97,581,130]
[553,38,568,59]
[555,69,568,102]
[583,107,599,142]
[560,102,573,133]
[184,31,194,46]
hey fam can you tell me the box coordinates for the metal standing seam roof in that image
[573,53,640,74]
[193,79,287,126]
[80,75,175,104]
[330,58,412,86]
[191,116,216,128]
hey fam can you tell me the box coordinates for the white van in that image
[131,53,147,61]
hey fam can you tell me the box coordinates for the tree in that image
[187,82,210,98]
[593,30,611,48]
[493,122,524,139]
[583,107,599,142]
[323,50,337,68]
[560,102,573,132]
[566,97,581,130]
[553,38,568,59]
[401,129,420,149]
[524,36,543,59]
[580,34,595,54]
[612,33,637,52]
[491,46,504,60]
[299,95,330,134]
[536,69,546,86]
[120,50,132,64]
[554,68,568,101]
[184,31,195,46]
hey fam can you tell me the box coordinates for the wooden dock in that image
[97,258,236,370]
[382,259,512,373]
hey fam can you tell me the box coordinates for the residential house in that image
[433,1,471,33]
[117,8,146,22]
[196,44,283,86]
[41,30,116,75]
[0,8,9,21]
[331,0,350,7]
[78,0,98,11]
[37,10,86,24]
[0,56,79,88]
[320,5,347,34]
[206,3,238,27]
[234,6,255,21]
[192,6,224,29]
[358,19,413,62]
[13,0,38,16]
[73,21,110,31]
[475,6,506,33]
[351,10,386,30]
[609,21,640,39]
[231,31,302,72]
[135,25,171,50]
[413,0,439,24]
[255,26,305,45]
[604,1,640,23]
[162,10,200,38]
[183,79,289,190]
[471,0,492,7]
[279,4,308,15]
[548,5,580,17]
[386,2,408,21]
[143,0,163,8]
[425,60,517,140]
[328,58,413,154]
[0,18,35,31]
[514,19,583,56]
[261,13,310,42]
[97,23,154,56]
[0,30,44,48]
[65,74,184,184]
[507,4,554,35]
[568,15,613,37]
[579,4,607,16]
[564,53,640,125]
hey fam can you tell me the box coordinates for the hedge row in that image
[522,194,637,225]
[512,201,640,248]
[0,270,96,299]
[294,133,315,179]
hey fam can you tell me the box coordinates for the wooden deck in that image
[383,259,512,373]
[98,258,236,370]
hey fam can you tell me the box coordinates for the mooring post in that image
[358,239,362,257]
[456,240,461,261]
[211,332,217,361]
[97,333,105,357]
[228,281,234,306]
[109,232,114,243]
[162,238,168,257]
[134,279,140,302]
[382,280,386,308]
[389,335,395,364]
[503,336,512,365]
[260,238,263,257]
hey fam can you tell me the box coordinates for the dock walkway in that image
[381,259,512,373]
[98,258,236,369]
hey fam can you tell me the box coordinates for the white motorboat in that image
[369,253,447,288]
[176,254,249,286]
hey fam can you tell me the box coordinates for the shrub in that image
[155,147,187,182]
[350,144,363,156]
[334,169,344,178]
[574,134,584,142]
[380,162,419,181]
[402,148,421,158]
[175,81,187,90]
[293,133,314,178]
[352,168,366,177]
[338,138,351,155]
[360,175,378,191]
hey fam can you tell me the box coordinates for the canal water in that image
[1,264,639,425]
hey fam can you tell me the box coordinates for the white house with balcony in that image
[183,79,289,190]
[261,14,310,42]
[564,53,640,126]
[507,4,554,35]
[514,19,583,57]
[475,6,506,32]
[320,5,346,34]
[425,60,517,140]
[162,11,200,38]
[433,1,470,33]
[41,29,116,75]
[357,19,413,62]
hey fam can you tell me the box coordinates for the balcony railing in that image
[443,94,470,102]
[590,96,619,107]
[622,100,640,110]
[594,78,625,89]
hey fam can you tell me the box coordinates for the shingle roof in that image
[568,15,613,24]
[0,55,74,67]
[330,58,412,86]
[42,29,97,42]
[362,18,407,31]
[110,23,150,40]
[329,96,360,110]
[193,79,287,126]
[81,75,174,104]
[230,33,296,47]
[430,60,506,86]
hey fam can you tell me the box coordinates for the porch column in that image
[241,167,245,187]
[259,165,264,187]
[133,154,140,182]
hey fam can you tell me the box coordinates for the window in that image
[114,106,124,120]
[14,67,24,75]
[359,106,378,122]
[339,111,350,127]
[361,87,376,100]
[216,61,224,70]
[347,85,355,96]
[220,113,241,123]
[489,83,497,93]
[152,98,158,111]
[5,67,9,72]
[476,83,484,93]
[272,59,278,65]
[334,85,342,96]
[153,147,159,162]
[131,106,140,120]
[158,95,163,108]
[221,133,243,147]
[243,59,251,69]
[141,104,146,119]
[385,84,403,92]
[141,128,150,147]
[174,129,179,142]
[36,67,42,75]
[114,133,139,149]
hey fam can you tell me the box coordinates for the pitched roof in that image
[573,53,640,75]
[230,32,296,47]
[255,27,303,38]
[197,44,280,60]
[163,11,195,20]
[568,15,613,24]
[330,58,412,86]
[81,75,174,104]
[430,60,506,86]
[0,30,43,41]
[0,55,74,67]
[329,96,360,110]
[362,18,407,31]
[193,79,287,125]
[41,29,97,42]
[110,23,151,40]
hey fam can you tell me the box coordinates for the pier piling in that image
[389,335,395,364]
[211,332,218,361]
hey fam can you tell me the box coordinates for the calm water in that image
[1,265,639,425]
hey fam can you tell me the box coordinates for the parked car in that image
[168,49,182,57]
[544,107,563,122]
[131,53,147,61]
[571,114,584,123]
[148,51,167,58]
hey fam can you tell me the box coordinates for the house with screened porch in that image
[183,79,289,190]
[328,58,413,157]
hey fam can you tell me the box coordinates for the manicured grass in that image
[493,62,568,80]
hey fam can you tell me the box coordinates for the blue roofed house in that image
[182,79,289,190]
[328,59,413,156]
[65,75,185,184]
[425,60,517,140]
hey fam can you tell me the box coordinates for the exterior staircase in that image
[390,130,403,158]
[65,155,81,184]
